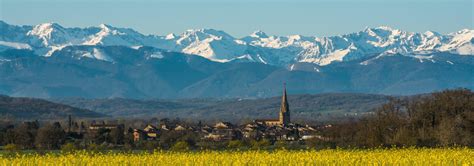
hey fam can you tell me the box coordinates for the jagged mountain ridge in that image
[1,21,472,66]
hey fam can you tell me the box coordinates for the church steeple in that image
[279,83,290,125]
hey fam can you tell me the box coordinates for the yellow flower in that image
[0,148,472,165]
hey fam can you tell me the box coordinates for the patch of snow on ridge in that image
[150,52,164,59]
[235,40,246,45]
[454,44,474,55]
[235,54,254,61]
[79,48,114,62]
[207,58,231,63]
[0,58,12,62]
[81,52,93,59]
[92,48,113,62]
[314,67,320,72]
[45,45,68,57]
[359,52,396,65]
[301,48,351,66]
[131,45,142,50]
[414,55,435,63]
[0,41,32,50]
[219,54,254,63]
[257,54,267,64]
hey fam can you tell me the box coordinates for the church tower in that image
[279,83,290,125]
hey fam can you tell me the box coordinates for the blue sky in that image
[1,0,472,37]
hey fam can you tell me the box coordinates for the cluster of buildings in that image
[129,85,323,142]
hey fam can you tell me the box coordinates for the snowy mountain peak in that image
[423,31,440,37]
[184,28,223,35]
[374,25,395,31]
[26,22,72,47]
[97,24,126,35]
[457,29,474,34]
[98,23,112,29]
[181,29,234,40]
[437,29,474,55]
[165,33,176,40]
[173,28,247,61]
[250,30,269,38]
[35,22,63,29]
[362,26,403,37]
[28,22,65,35]
[83,24,147,47]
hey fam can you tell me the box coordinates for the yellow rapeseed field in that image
[1,148,473,165]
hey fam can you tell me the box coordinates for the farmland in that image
[1,148,472,165]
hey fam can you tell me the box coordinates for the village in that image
[83,85,326,145]
[0,85,332,151]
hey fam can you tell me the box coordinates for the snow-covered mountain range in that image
[1,21,473,99]
[1,21,472,66]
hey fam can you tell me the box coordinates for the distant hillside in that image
[54,93,391,122]
[0,95,104,120]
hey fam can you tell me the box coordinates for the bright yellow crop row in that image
[1,148,473,165]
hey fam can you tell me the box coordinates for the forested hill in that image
[0,95,104,120]
[54,93,391,122]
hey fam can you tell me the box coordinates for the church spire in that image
[281,83,288,113]
[279,83,290,125]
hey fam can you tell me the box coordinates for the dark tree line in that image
[319,89,473,148]
[0,121,66,150]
